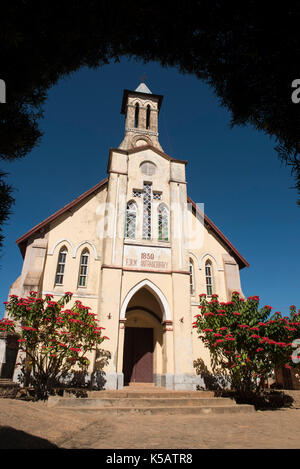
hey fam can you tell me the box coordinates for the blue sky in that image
[0,58,299,317]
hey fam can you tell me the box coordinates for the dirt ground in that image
[0,398,299,449]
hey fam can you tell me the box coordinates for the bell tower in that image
[119,82,164,151]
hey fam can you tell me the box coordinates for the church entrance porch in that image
[123,327,153,385]
[118,284,167,389]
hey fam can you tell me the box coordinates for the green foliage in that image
[193,292,300,393]
[0,171,14,255]
[0,2,299,253]
[0,291,108,399]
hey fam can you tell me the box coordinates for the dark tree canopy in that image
[0,1,299,250]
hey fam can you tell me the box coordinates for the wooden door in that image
[123,327,153,384]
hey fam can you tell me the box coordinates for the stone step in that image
[86,390,215,399]
[46,404,254,415]
[128,382,155,387]
[48,397,234,408]
[0,379,16,386]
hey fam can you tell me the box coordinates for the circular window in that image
[140,161,156,176]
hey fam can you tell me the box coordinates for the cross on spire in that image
[140,73,147,83]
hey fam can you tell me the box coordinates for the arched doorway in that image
[122,287,164,385]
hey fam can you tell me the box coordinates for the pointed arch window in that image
[55,246,67,285]
[78,249,89,287]
[134,103,139,128]
[189,259,194,295]
[146,104,151,129]
[205,260,213,296]
[142,183,152,239]
[125,201,137,239]
[158,204,169,241]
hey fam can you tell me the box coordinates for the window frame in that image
[78,249,90,288]
[125,200,137,239]
[205,260,213,296]
[189,259,194,295]
[158,203,169,241]
[55,246,68,286]
[134,102,139,128]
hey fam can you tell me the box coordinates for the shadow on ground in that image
[0,426,59,449]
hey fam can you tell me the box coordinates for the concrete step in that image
[0,379,16,386]
[46,404,254,415]
[128,382,155,387]
[86,390,215,399]
[48,397,234,408]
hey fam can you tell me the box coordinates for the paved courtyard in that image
[0,398,299,449]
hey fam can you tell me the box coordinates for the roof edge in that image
[16,177,108,250]
[109,145,188,165]
[187,196,249,269]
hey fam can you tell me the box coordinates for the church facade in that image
[9,83,249,390]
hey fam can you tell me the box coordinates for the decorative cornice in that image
[125,128,159,137]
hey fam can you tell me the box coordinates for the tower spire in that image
[119,85,164,151]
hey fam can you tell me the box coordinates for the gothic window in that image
[78,249,89,287]
[125,201,137,239]
[134,103,139,128]
[142,183,152,239]
[205,260,213,296]
[158,204,169,241]
[189,259,194,295]
[146,104,151,129]
[55,246,67,285]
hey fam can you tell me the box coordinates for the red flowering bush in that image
[1,291,108,399]
[193,292,300,394]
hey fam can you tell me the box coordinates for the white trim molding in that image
[42,291,98,299]
[73,241,100,261]
[198,252,224,271]
[120,279,171,321]
[48,239,100,260]
[48,239,74,256]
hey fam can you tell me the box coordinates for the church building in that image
[9,83,249,390]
